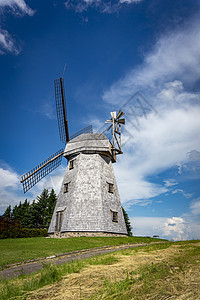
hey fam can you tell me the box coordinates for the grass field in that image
[0,236,165,267]
[0,240,199,299]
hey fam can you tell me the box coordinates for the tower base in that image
[48,231,128,238]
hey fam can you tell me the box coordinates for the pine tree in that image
[11,200,30,224]
[122,207,133,236]
[3,205,11,218]
[42,189,57,229]
[33,189,49,228]
[11,202,22,220]
[25,200,39,228]
[20,199,30,227]
[26,189,57,229]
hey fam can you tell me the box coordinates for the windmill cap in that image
[63,133,113,160]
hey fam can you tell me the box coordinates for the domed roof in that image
[69,133,108,143]
[63,133,112,160]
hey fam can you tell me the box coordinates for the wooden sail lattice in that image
[21,149,63,193]
[70,125,93,140]
[55,78,69,144]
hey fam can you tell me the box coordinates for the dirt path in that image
[0,242,165,280]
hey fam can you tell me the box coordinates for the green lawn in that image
[1,241,199,300]
[0,236,166,267]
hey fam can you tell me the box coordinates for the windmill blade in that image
[55,78,70,144]
[104,124,113,132]
[116,110,124,120]
[110,111,116,119]
[21,149,64,193]
[117,118,125,125]
[137,92,157,114]
[70,125,93,140]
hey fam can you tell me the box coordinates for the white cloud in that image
[131,215,200,241]
[114,102,200,204]
[157,80,183,103]
[164,215,200,241]
[172,189,193,199]
[86,117,104,133]
[0,29,21,54]
[130,217,167,237]
[176,162,182,174]
[115,161,167,203]
[0,162,65,215]
[98,14,200,242]
[101,15,200,210]
[190,198,200,216]
[36,101,56,120]
[175,150,200,178]
[0,166,24,214]
[0,167,19,189]
[163,217,189,241]
[188,150,200,161]
[65,0,143,14]
[120,0,142,3]
[0,0,35,54]
[0,0,35,16]
[164,179,178,187]
[103,16,200,103]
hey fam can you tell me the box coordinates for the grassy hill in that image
[0,240,199,299]
[0,236,165,267]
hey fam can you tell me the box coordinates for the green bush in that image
[0,217,47,239]
[17,228,48,238]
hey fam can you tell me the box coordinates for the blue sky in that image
[0,0,200,240]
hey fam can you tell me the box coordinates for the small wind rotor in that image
[105,110,125,162]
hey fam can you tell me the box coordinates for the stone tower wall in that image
[48,133,127,237]
[48,152,127,236]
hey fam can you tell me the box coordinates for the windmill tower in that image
[21,77,127,237]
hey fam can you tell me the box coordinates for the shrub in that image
[0,217,47,239]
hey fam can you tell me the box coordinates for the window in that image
[69,159,75,170]
[111,210,118,222]
[55,210,65,232]
[64,182,70,193]
[107,182,114,193]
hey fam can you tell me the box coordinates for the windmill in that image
[21,76,128,237]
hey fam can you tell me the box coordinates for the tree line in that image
[3,189,57,229]
[1,188,132,238]
[0,189,57,239]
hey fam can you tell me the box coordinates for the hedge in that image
[0,217,48,239]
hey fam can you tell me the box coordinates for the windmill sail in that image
[70,125,93,140]
[21,149,64,193]
[55,78,69,144]
[20,76,95,193]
